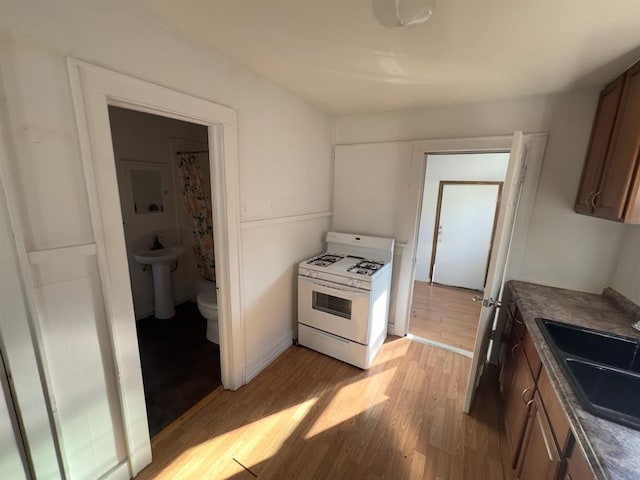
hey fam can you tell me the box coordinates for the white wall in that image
[415,153,509,282]
[336,89,628,294]
[333,142,413,327]
[109,106,209,318]
[0,0,333,477]
[0,174,59,479]
[611,226,640,305]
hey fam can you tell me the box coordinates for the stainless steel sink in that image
[536,318,640,430]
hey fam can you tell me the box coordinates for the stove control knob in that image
[310,271,318,278]
[356,281,364,289]
[300,268,310,276]
[348,279,356,287]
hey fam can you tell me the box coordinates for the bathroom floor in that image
[136,302,221,437]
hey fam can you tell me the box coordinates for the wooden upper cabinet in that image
[575,75,625,215]
[597,61,640,222]
[575,60,640,223]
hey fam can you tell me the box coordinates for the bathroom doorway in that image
[108,106,221,436]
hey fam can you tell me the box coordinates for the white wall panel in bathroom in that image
[32,256,127,480]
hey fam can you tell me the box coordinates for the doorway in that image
[108,106,221,436]
[408,153,509,354]
[68,60,244,475]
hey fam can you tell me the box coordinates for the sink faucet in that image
[150,235,164,250]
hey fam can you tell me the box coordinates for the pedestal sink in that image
[133,246,185,319]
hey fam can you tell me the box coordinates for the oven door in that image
[298,276,371,345]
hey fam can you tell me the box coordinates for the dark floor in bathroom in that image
[136,302,221,437]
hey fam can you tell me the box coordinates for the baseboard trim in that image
[407,333,473,358]
[245,331,293,382]
[99,460,130,480]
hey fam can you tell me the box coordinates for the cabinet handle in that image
[515,315,524,326]
[525,398,536,416]
[522,387,532,404]
[512,343,520,354]
[537,401,561,463]
[586,191,595,208]
[591,191,600,209]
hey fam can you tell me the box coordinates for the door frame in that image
[395,134,547,340]
[429,181,504,287]
[67,59,245,474]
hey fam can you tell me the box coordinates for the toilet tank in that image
[194,278,216,298]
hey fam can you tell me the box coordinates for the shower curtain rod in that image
[176,149,209,155]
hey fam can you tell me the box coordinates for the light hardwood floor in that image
[137,338,507,480]
[409,282,482,352]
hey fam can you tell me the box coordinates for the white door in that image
[432,183,501,291]
[463,132,526,413]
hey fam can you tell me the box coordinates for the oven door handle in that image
[300,276,369,296]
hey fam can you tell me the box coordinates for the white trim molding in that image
[407,334,473,358]
[240,211,332,229]
[66,59,245,476]
[27,243,98,265]
[245,332,293,382]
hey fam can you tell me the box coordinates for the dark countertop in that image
[508,280,640,480]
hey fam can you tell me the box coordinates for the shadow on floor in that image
[136,302,221,436]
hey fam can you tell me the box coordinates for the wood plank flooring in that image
[136,338,506,480]
[409,282,482,352]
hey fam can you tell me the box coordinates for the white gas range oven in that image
[297,232,395,369]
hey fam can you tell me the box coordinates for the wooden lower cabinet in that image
[504,346,535,465]
[499,320,520,399]
[516,393,562,480]
[501,317,596,480]
[563,437,594,480]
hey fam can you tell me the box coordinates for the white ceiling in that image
[125,0,640,115]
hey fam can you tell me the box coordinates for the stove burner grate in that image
[306,253,344,267]
[347,260,385,276]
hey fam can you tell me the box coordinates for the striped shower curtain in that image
[177,153,216,282]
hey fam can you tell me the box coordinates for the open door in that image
[463,131,526,413]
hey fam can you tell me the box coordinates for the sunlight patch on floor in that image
[152,397,318,479]
[304,368,395,439]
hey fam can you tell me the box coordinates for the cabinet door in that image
[595,62,640,221]
[564,436,595,480]
[575,75,625,215]
[517,393,562,480]
[538,367,570,452]
[499,313,520,399]
[504,346,535,466]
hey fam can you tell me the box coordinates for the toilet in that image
[195,279,219,344]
